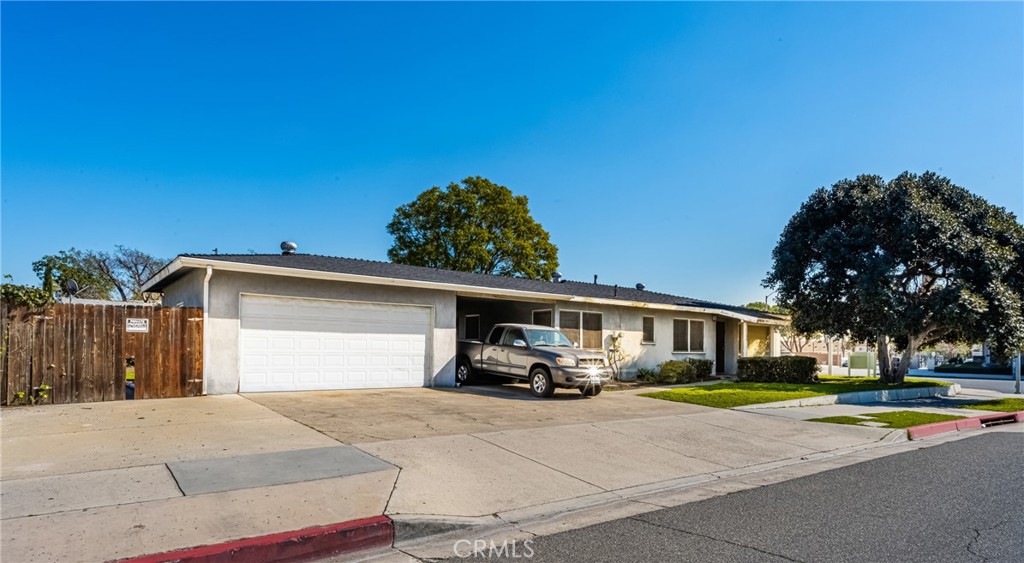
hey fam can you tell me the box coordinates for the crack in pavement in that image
[589,422,734,470]
[628,516,805,562]
[468,434,607,492]
[965,517,1013,562]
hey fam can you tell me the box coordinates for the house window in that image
[464,315,481,340]
[560,311,580,345]
[559,310,603,349]
[673,319,705,353]
[582,313,602,349]
[642,316,655,344]
[532,310,553,327]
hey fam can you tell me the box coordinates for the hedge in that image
[737,356,819,384]
[934,364,1012,376]
[658,359,715,384]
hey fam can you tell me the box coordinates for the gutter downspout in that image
[202,266,213,396]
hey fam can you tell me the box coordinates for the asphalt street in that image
[458,431,1023,562]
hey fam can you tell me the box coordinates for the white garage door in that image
[239,295,431,392]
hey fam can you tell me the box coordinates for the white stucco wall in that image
[546,302,720,375]
[160,269,206,308]
[165,269,457,395]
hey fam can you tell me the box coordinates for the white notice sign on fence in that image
[126,318,149,333]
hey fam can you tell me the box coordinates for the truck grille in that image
[578,358,605,367]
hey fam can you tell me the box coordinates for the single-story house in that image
[141,252,786,394]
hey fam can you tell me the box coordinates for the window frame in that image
[463,314,481,340]
[558,309,604,350]
[641,315,656,345]
[532,309,553,327]
[672,318,706,353]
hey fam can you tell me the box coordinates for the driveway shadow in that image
[445,382,592,401]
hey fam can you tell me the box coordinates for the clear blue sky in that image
[2,2,1021,306]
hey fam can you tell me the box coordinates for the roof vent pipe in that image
[594,275,598,284]
[281,241,298,255]
[552,272,562,283]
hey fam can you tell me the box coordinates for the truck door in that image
[501,327,530,378]
[482,327,504,372]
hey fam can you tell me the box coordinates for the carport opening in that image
[456,297,556,343]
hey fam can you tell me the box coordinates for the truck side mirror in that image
[513,339,527,348]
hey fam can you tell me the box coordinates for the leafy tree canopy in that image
[31,246,166,301]
[1,275,52,308]
[743,301,784,314]
[387,177,559,280]
[764,171,1024,382]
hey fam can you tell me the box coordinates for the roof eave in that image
[146,257,787,323]
[140,257,185,292]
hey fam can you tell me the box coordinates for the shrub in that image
[634,367,660,383]
[685,358,714,378]
[655,360,704,386]
[658,364,684,384]
[737,356,819,384]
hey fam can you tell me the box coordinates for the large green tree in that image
[764,172,1024,383]
[32,246,166,301]
[387,177,559,280]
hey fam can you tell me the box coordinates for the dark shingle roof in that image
[159,253,783,322]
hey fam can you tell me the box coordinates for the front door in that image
[715,321,727,374]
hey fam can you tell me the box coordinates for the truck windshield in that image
[525,328,574,348]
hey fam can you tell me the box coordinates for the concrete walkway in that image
[0,396,398,563]
[740,386,1017,423]
[0,385,977,562]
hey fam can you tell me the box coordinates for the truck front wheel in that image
[530,368,555,398]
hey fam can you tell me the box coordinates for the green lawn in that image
[640,376,946,409]
[959,398,1024,413]
[808,411,965,429]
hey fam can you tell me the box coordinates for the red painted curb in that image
[907,410,1024,441]
[907,420,959,440]
[115,515,393,563]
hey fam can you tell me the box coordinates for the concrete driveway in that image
[2,385,907,562]
[243,383,712,443]
[246,384,896,518]
[0,396,398,563]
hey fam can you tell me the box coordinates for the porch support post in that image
[740,322,748,357]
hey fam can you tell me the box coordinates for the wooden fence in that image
[1,303,203,405]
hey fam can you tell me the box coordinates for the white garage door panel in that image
[239,296,431,392]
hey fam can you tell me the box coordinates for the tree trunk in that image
[894,344,913,384]
[893,333,924,385]
[877,334,894,383]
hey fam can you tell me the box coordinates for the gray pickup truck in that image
[456,323,611,397]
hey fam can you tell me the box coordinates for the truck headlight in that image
[555,358,578,367]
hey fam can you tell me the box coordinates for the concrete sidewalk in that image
[0,387,952,562]
[737,385,1017,423]
[0,396,399,562]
